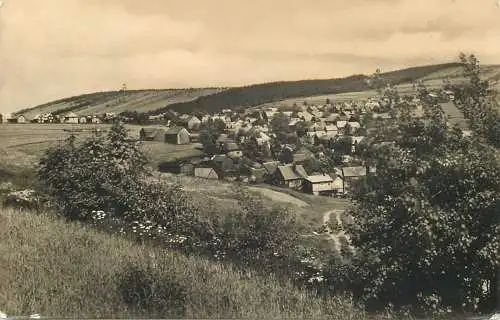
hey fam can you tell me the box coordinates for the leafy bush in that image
[210,188,303,274]
[38,122,150,221]
[340,102,500,315]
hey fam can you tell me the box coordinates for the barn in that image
[139,128,166,142]
[165,127,190,145]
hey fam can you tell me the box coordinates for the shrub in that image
[38,122,150,221]
[210,187,303,274]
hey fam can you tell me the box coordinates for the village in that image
[0,88,460,198]
[137,89,459,197]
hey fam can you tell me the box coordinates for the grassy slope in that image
[0,208,367,319]
[14,88,227,119]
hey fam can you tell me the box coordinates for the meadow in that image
[0,207,369,319]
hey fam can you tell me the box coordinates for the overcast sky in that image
[0,0,499,113]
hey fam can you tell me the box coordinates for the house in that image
[325,113,340,124]
[274,164,307,190]
[216,134,232,149]
[311,110,324,119]
[347,121,361,134]
[336,120,348,131]
[179,115,201,130]
[303,174,337,196]
[63,112,79,124]
[325,125,337,132]
[223,141,243,158]
[342,166,367,192]
[31,114,42,123]
[262,161,280,177]
[292,147,315,163]
[158,158,200,175]
[165,127,190,145]
[91,116,102,124]
[79,116,87,124]
[139,128,166,142]
[351,136,365,153]
[297,111,314,122]
[194,167,219,180]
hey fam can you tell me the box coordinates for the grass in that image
[0,207,369,319]
[0,123,201,169]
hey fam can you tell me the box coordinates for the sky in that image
[0,0,499,113]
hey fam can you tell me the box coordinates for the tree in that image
[339,103,500,315]
[199,119,227,155]
[452,53,500,148]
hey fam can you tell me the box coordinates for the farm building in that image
[165,127,190,145]
[342,166,367,192]
[63,112,79,124]
[194,167,219,180]
[79,116,87,124]
[6,114,27,123]
[303,174,338,196]
[180,115,201,131]
[139,128,166,142]
[158,159,197,175]
[274,164,307,190]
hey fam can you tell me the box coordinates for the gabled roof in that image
[141,127,165,138]
[342,166,367,177]
[306,174,334,183]
[194,167,218,179]
[262,161,280,174]
[336,120,348,128]
[165,126,189,135]
[325,125,337,132]
[277,165,305,181]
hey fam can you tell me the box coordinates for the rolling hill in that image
[16,62,500,118]
[14,88,227,119]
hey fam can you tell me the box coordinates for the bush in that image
[38,122,150,221]
[210,188,303,274]
[118,262,187,318]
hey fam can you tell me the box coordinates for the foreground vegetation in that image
[0,207,367,319]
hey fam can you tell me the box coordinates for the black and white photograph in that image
[0,0,499,319]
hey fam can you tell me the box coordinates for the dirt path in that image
[322,209,352,252]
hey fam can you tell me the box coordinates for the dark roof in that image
[277,164,307,181]
[223,141,240,152]
[277,165,301,181]
[165,126,188,135]
[141,128,165,138]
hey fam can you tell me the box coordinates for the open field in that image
[0,123,203,169]
[0,207,366,319]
